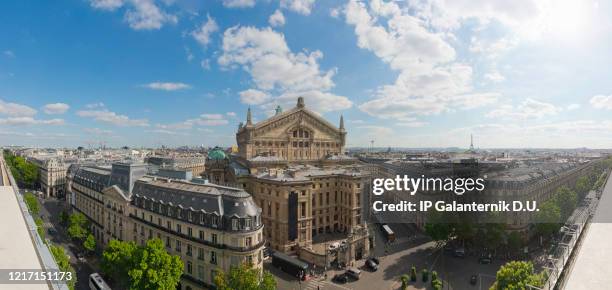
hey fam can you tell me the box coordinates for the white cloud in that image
[226,112,237,117]
[192,15,218,47]
[143,82,191,91]
[281,0,316,15]
[273,90,352,113]
[200,59,211,70]
[84,128,114,136]
[145,129,190,136]
[90,0,123,10]
[156,113,229,130]
[484,70,505,82]
[590,95,612,110]
[219,26,350,113]
[486,98,561,119]
[85,102,105,109]
[0,99,37,117]
[222,0,256,8]
[566,103,581,110]
[269,10,286,27]
[77,109,149,126]
[0,117,64,126]
[470,36,519,59]
[124,0,177,30]
[43,103,70,114]
[343,1,498,119]
[3,50,15,58]
[411,0,541,32]
[239,89,271,105]
[397,121,428,128]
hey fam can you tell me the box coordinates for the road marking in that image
[303,279,353,290]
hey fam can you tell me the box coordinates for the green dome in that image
[208,148,227,160]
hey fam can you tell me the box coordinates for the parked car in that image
[478,253,492,264]
[454,247,466,258]
[470,274,477,285]
[369,257,380,265]
[332,274,349,284]
[365,259,378,271]
[345,268,361,280]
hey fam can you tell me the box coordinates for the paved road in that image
[37,196,96,290]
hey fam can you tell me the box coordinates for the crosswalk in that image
[302,279,353,290]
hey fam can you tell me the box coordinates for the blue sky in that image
[2,0,612,148]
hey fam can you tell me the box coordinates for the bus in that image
[271,251,309,279]
[381,224,395,242]
[89,273,111,290]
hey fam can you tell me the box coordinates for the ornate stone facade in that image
[219,97,370,266]
[236,97,346,163]
[67,162,264,290]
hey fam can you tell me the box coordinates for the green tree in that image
[3,152,39,188]
[24,192,40,216]
[535,201,561,237]
[454,222,477,242]
[214,263,277,290]
[83,234,96,253]
[422,269,429,282]
[260,271,277,290]
[554,186,578,219]
[59,211,69,226]
[575,176,592,196]
[101,239,137,288]
[400,274,410,290]
[67,213,89,240]
[490,261,544,290]
[49,244,77,290]
[127,239,184,290]
[35,217,45,241]
[484,223,505,249]
[507,231,523,252]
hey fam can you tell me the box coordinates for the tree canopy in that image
[101,239,183,290]
[3,151,39,188]
[490,261,544,290]
[67,212,89,240]
[214,263,277,290]
[83,234,96,252]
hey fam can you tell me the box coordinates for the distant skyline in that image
[2,0,612,148]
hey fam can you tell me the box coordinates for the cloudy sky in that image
[2,0,612,148]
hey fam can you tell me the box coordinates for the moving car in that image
[332,274,349,284]
[470,274,478,285]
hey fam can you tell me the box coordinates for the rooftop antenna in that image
[370,140,374,153]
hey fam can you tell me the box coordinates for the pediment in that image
[102,185,131,202]
[252,108,341,140]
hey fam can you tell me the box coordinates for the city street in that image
[273,223,504,290]
[34,194,96,290]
